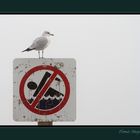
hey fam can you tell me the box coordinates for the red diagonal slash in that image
[31,71,57,108]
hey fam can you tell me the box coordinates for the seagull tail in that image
[22,48,35,52]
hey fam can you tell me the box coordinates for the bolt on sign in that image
[13,58,76,121]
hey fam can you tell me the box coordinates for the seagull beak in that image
[50,33,54,36]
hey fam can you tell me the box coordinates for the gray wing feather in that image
[30,37,48,50]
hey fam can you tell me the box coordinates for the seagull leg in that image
[42,50,44,58]
[38,51,40,59]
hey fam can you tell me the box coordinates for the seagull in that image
[22,31,54,58]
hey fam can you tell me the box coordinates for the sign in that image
[13,58,76,121]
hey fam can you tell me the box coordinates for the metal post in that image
[38,121,53,126]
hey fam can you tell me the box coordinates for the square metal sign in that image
[13,58,76,122]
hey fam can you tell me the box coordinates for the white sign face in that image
[13,58,76,122]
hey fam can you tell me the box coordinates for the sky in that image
[0,15,140,125]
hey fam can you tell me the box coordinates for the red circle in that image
[19,65,70,115]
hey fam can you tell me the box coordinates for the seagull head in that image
[42,31,54,37]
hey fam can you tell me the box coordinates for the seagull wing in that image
[30,37,48,50]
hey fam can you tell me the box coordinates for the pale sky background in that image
[0,15,140,125]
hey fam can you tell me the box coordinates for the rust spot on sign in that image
[54,62,64,69]
[14,66,19,70]
[34,118,38,121]
[18,99,22,105]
